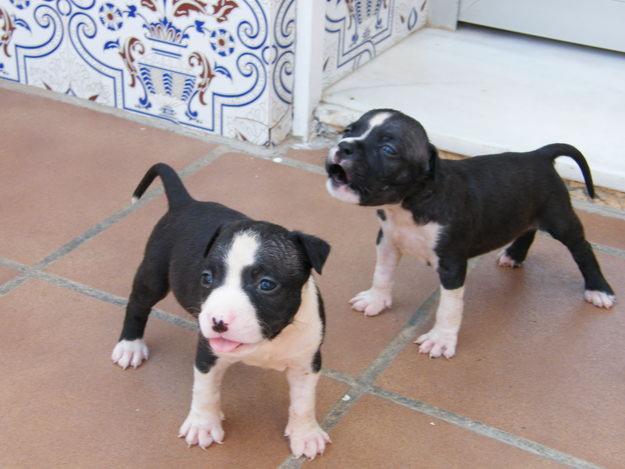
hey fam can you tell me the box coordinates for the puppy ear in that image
[203,226,222,258]
[427,143,439,178]
[290,231,331,275]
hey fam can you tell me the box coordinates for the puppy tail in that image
[539,143,595,199]
[132,163,193,210]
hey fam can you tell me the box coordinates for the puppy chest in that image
[383,209,440,265]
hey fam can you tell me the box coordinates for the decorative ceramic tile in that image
[0,0,295,146]
[323,0,428,88]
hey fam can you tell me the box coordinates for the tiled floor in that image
[1,86,624,468]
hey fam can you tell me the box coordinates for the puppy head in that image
[198,220,330,354]
[325,109,435,206]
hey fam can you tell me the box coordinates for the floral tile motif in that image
[323,0,428,88]
[0,0,295,146]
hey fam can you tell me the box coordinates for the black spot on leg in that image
[312,350,322,373]
[376,228,383,245]
[195,335,217,373]
[376,209,386,221]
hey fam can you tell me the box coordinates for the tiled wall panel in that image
[0,0,295,145]
[323,0,428,88]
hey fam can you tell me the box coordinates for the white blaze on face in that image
[326,111,393,205]
[199,231,265,352]
[340,111,393,144]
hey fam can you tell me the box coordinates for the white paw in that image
[286,422,331,460]
[111,339,149,369]
[497,251,522,268]
[415,328,458,359]
[584,290,616,309]
[349,288,392,317]
[178,411,225,449]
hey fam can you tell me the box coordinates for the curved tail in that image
[538,143,595,198]
[132,163,192,210]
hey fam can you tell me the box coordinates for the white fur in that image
[415,286,464,359]
[285,368,331,459]
[181,277,327,457]
[325,179,360,205]
[340,111,392,143]
[497,250,522,268]
[198,231,265,345]
[351,206,440,317]
[179,365,229,448]
[584,290,616,309]
[111,338,149,369]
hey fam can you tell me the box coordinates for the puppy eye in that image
[343,126,352,136]
[381,144,397,156]
[258,278,278,292]
[201,270,213,288]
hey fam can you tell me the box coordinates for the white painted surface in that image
[319,26,625,192]
[428,0,459,30]
[292,0,326,139]
[459,0,625,53]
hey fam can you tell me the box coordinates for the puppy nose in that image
[212,318,228,333]
[338,141,355,157]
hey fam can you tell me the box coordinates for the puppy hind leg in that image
[112,262,168,369]
[498,230,537,268]
[543,213,615,308]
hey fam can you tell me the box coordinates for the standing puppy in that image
[111,163,331,459]
[325,109,615,359]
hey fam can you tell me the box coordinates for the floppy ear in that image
[203,226,222,257]
[290,231,331,275]
[427,143,439,178]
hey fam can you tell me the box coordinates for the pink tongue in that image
[209,337,242,353]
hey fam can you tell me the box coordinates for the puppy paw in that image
[497,251,522,268]
[584,290,616,309]
[415,328,458,359]
[349,288,392,317]
[286,422,331,460]
[111,339,149,369]
[178,412,225,449]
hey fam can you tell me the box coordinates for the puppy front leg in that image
[350,227,401,316]
[285,366,330,460]
[416,258,467,359]
[179,338,230,449]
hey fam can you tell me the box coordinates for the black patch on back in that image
[376,209,386,221]
[376,228,383,245]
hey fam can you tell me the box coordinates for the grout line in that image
[0,256,198,331]
[572,198,625,222]
[368,386,601,469]
[591,242,625,260]
[0,146,229,298]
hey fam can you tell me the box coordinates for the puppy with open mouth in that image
[326,109,615,359]
[111,163,331,459]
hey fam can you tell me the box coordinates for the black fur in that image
[376,209,386,221]
[326,109,614,297]
[117,163,330,373]
[376,228,383,245]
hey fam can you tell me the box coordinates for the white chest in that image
[381,207,441,267]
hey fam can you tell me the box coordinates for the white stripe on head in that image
[199,230,264,345]
[340,111,393,144]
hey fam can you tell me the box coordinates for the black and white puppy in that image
[111,163,331,459]
[325,109,615,359]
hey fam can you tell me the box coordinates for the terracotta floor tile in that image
[0,280,345,467]
[286,147,328,167]
[378,237,625,467]
[577,210,625,251]
[0,266,19,285]
[0,88,216,264]
[49,154,439,374]
[306,395,557,468]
